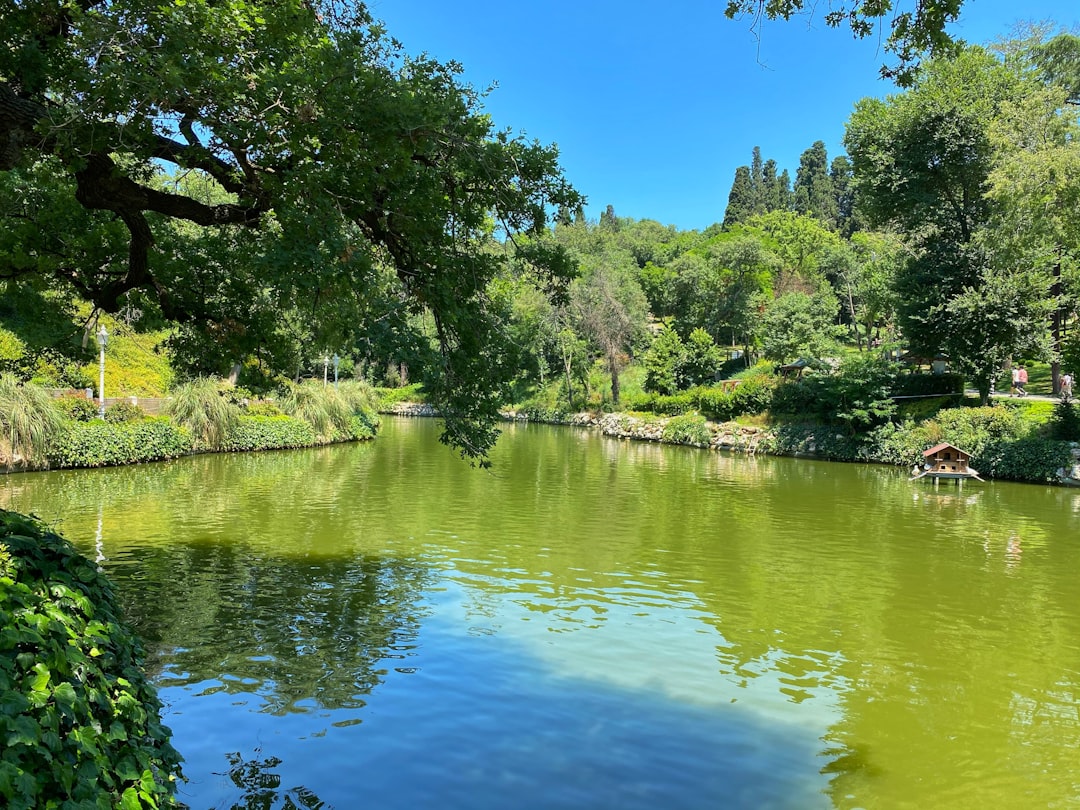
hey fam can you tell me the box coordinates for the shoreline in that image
[385,401,1080,487]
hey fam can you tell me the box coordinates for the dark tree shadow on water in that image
[204,749,332,810]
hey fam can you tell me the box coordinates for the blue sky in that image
[370,1,1077,231]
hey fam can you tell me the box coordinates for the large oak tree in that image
[0,0,580,460]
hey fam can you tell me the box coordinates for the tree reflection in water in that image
[210,748,329,810]
[118,541,434,715]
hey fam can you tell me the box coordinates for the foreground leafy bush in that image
[0,510,182,808]
[50,418,191,468]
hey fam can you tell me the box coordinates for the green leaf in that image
[52,681,77,707]
[119,786,142,810]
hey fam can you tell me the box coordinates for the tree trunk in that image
[1052,255,1063,395]
[562,352,575,410]
[607,348,620,406]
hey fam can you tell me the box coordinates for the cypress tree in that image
[778,169,793,211]
[723,166,755,226]
[793,140,837,225]
[750,146,766,215]
[762,159,781,212]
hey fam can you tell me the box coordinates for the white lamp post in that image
[332,354,340,388]
[97,324,108,419]
[323,355,329,386]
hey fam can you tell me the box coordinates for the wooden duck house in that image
[911,443,983,483]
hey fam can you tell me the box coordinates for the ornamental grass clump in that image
[0,374,65,470]
[163,377,239,451]
[281,382,353,440]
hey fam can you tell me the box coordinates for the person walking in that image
[1017,365,1029,397]
[1011,366,1021,396]
[1062,371,1074,399]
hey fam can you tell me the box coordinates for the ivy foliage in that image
[49,418,191,469]
[0,510,183,809]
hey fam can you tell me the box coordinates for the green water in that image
[3,417,1080,809]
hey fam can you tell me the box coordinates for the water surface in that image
[4,417,1080,809]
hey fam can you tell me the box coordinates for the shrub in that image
[163,378,240,451]
[866,405,1030,468]
[980,437,1074,483]
[0,509,183,808]
[662,413,711,446]
[1050,399,1080,441]
[49,418,191,468]
[642,327,685,395]
[0,374,66,470]
[221,415,317,452]
[726,371,777,417]
[244,400,284,417]
[55,396,99,423]
[104,400,145,424]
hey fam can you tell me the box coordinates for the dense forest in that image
[2,3,1080,462]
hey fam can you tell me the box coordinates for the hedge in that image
[50,419,191,469]
[0,509,182,809]
[220,415,318,452]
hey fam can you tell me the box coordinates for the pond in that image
[3,417,1080,809]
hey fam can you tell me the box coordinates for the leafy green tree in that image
[642,326,686,395]
[671,234,776,350]
[1030,32,1080,103]
[681,328,725,387]
[0,0,580,461]
[760,287,841,363]
[745,211,840,292]
[985,81,1080,394]
[723,0,965,85]
[942,268,1054,402]
[845,47,1044,397]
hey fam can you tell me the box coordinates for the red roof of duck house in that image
[922,443,971,458]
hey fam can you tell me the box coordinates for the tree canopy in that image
[723,0,964,85]
[0,0,580,461]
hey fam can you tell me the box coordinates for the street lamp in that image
[323,355,329,386]
[96,324,108,419]
[332,354,340,388]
